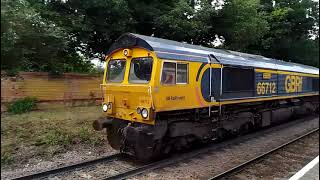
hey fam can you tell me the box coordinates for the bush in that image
[36,128,72,146]
[78,127,103,145]
[7,97,37,114]
[1,153,14,166]
[5,69,19,77]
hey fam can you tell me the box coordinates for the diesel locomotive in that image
[93,33,319,161]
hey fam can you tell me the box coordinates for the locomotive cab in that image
[96,46,168,159]
[101,47,158,125]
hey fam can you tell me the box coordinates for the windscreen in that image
[129,57,153,84]
[106,59,126,83]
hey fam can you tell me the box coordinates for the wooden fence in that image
[1,72,103,112]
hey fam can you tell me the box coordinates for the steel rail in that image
[208,128,319,180]
[11,153,122,180]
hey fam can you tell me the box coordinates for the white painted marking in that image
[288,155,319,180]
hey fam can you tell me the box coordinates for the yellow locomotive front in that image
[94,46,166,160]
[101,48,158,125]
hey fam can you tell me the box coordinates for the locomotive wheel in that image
[216,128,228,140]
[119,121,169,162]
[134,138,164,162]
[121,125,164,162]
[106,119,127,150]
[239,122,251,135]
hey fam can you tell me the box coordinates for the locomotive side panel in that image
[153,59,200,112]
[153,60,222,112]
[278,74,304,95]
[254,70,278,97]
[199,67,221,102]
[220,68,318,104]
[220,66,255,100]
[253,68,319,98]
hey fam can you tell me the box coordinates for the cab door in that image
[153,60,191,112]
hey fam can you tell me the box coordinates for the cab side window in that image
[161,62,188,85]
[161,62,176,84]
[177,64,188,84]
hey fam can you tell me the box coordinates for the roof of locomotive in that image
[106,33,319,75]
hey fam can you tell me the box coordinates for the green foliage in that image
[212,0,270,51]
[35,126,103,147]
[5,68,19,77]
[1,106,106,166]
[1,153,14,166]
[78,127,103,145]
[7,97,37,114]
[253,0,319,67]
[29,0,134,57]
[154,0,211,42]
[1,0,319,70]
[36,128,72,146]
[1,0,96,73]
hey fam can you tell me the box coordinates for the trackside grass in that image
[1,106,107,167]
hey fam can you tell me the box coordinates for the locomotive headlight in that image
[107,103,112,109]
[123,49,132,57]
[123,49,128,56]
[141,108,148,119]
[137,107,141,114]
[102,104,108,112]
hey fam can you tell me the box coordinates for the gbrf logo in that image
[285,75,303,93]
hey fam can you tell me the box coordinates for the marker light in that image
[141,108,148,119]
[107,103,112,109]
[137,107,141,114]
[102,104,108,112]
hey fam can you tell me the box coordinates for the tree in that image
[255,0,319,67]
[1,0,94,73]
[127,0,176,36]
[2,0,318,72]
[29,0,134,57]
[153,0,213,43]
[208,0,269,51]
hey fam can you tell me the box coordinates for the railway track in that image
[11,117,319,180]
[12,153,122,180]
[208,128,319,180]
